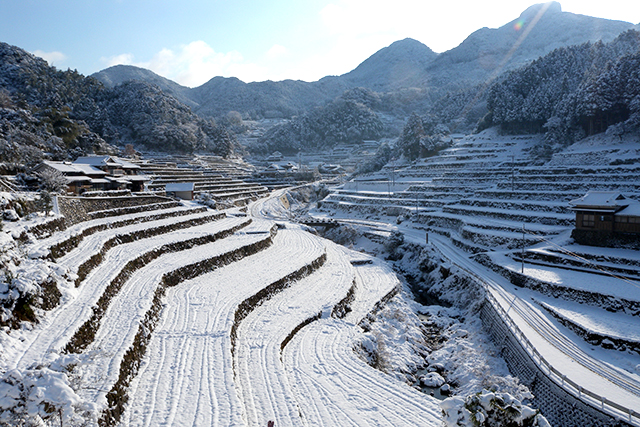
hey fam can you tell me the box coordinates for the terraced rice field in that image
[1,193,441,426]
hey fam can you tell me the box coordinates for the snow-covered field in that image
[309,128,640,426]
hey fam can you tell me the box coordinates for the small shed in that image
[166,182,195,200]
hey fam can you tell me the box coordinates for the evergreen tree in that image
[397,113,424,160]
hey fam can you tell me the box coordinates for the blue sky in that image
[1,1,639,87]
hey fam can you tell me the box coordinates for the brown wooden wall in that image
[575,211,640,234]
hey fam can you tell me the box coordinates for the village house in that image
[33,156,149,194]
[568,191,640,246]
[73,155,149,192]
[165,182,195,200]
[32,160,108,194]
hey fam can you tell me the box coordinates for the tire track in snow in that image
[58,210,222,274]
[283,253,443,426]
[233,240,355,427]
[77,219,276,407]
[122,227,325,427]
[28,204,204,259]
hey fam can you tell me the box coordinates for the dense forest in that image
[482,30,640,158]
[0,42,237,173]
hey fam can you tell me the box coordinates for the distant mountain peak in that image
[92,64,198,108]
[520,1,562,20]
[340,38,437,90]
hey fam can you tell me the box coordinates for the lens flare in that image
[514,19,525,31]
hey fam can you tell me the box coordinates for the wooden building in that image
[73,156,148,192]
[34,156,149,194]
[569,191,640,246]
[33,161,108,194]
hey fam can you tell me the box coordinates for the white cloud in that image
[32,50,67,67]
[101,41,273,87]
[318,0,545,53]
[102,53,135,68]
[266,44,289,60]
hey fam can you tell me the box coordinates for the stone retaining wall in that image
[480,299,633,427]
[57,195,172,225]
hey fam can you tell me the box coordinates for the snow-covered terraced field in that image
[4,214,252,372]
[121,226,363,426]
[74,218,277,407]
[233,241,354,427]
[311,128,640,425]
[27,204,209,258]
[283,253,441,426]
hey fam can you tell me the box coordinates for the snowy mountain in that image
[190,75,345,119]
[332,38,438,91]
[92,2,636,121]
[92,64,198,109]
[426,2,634,88]
[0,42,239,162]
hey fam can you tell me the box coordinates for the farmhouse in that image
[33,156,150,194]
[568,191,640,246]
[32,161,108,194]
[74,156,148,192]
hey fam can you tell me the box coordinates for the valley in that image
[1,2,640,426]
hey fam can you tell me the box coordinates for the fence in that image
[483,283,640,426]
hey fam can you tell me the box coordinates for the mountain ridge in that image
[91,2,636,119]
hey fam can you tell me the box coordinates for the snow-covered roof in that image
[113,157,141,169]
[166,182,195,192]
[104,176,131,184]
[568,191,629,211]
[616,200,640,217]
[36,161,107,177]
[38,161,79,174]
[126,175,150,182]
[73,155,113,167]
[73,155,141,169]
[64,176,92,183]
[70,163,107,176]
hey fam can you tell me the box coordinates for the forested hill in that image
[0,42,238,170]
[483,30,640,158]
[255,88,384,155]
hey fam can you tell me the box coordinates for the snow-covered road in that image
[427,232,640,423]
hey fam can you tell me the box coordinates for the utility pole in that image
[390,157,396,188]
[521,224,525,274]
[511,155,515,192]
